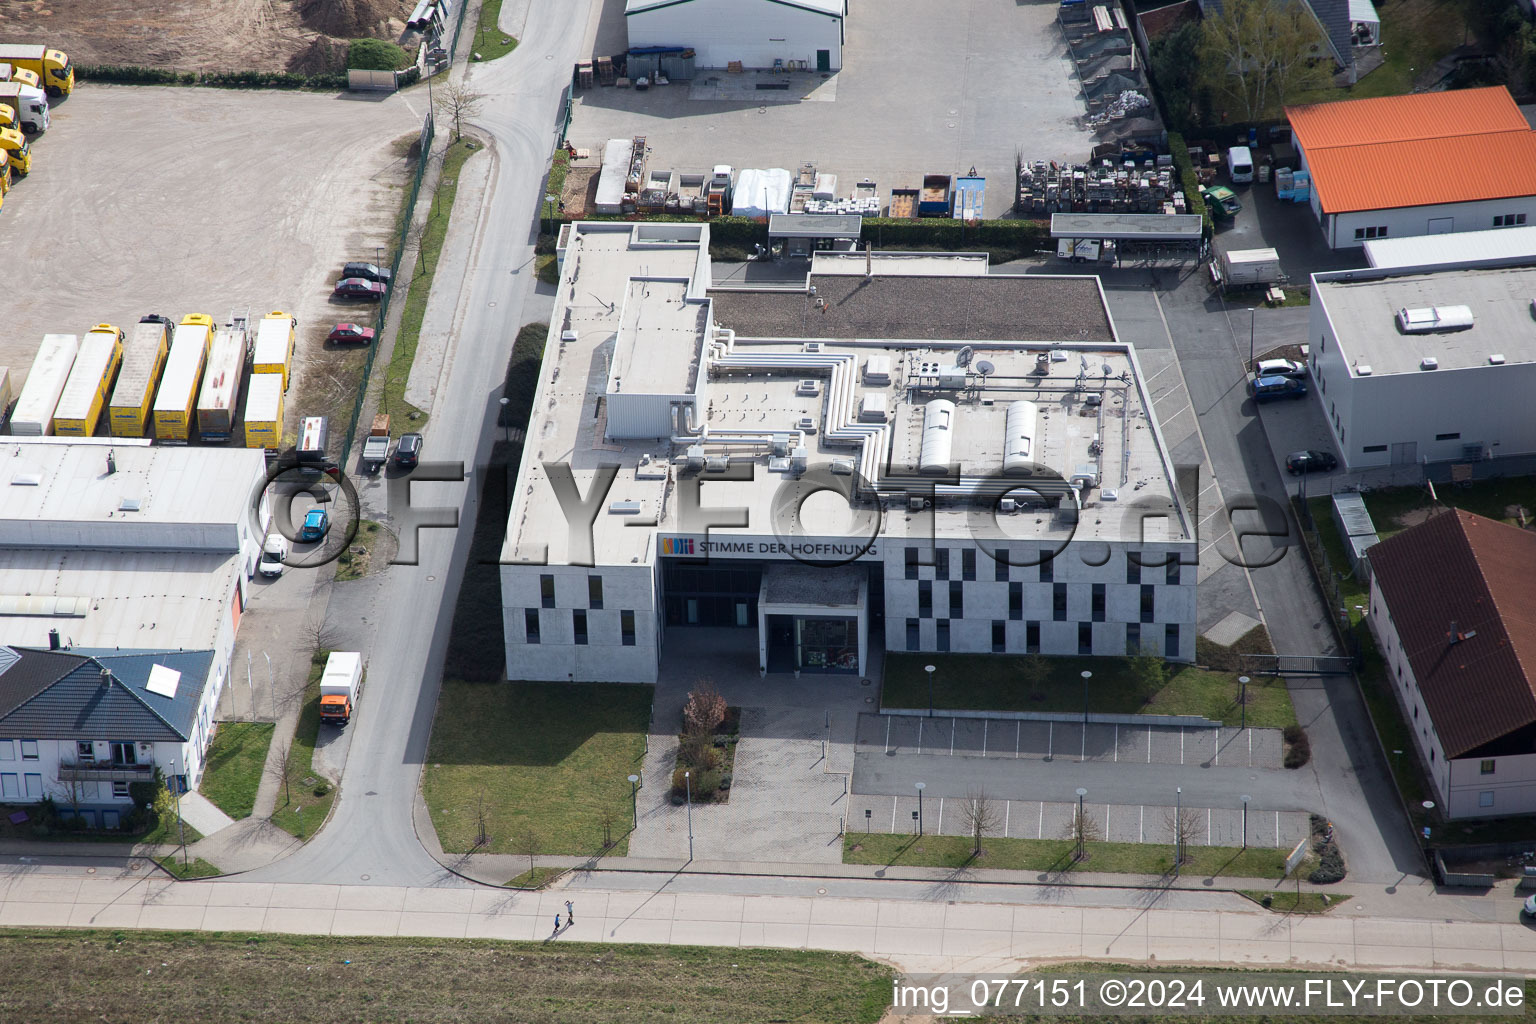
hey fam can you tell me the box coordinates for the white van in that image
[1227,146,1255,184]
[260,534,288,577]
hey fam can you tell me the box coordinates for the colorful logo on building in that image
[661,537,695,556]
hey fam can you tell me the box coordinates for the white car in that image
[259,534,288,578]
[1255,358,1306,379]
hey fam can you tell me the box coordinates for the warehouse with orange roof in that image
[1285,86,1536,249]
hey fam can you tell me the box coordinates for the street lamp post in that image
[264,652,273,720]
[1175,786,1183,873]
[247,651,254,721]
[499,397,510,442]
[1081,670,1092,726]
[627,773,640,828]
[1241,794,1251,850]
[169,757,187,868]
[1421,800,1435,840]
[1248,307,1256,370]
[924,664,936,718]
[545,194,558,238]
[1238,675,1250,731]
[915,782,926,835]
[1075,786,1088,857]
[685,770,694,861]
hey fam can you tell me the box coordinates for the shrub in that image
[678,732,719,772]
[683,681,727,734]
[127,780,157,809]
[1167,132,1212,235]
[1309,842,1346,883]
[1283,724,1311,768]
[348,38,411,71]
[692,770,722,800]
[312,782,332,798]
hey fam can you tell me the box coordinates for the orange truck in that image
[318,652,364,727]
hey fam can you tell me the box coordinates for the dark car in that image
[393,432,422,469]
[341,261,393,284]
[1286,449,1338,475]
[1250,375,1307,402]
[327,322,377,344]
[333,278,387,302]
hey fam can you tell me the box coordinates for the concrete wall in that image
[502,562,661,683]
[1310,299,1536,470]
[627,0,844,70]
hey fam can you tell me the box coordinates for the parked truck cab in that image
[0,64,41,90]
[0,84,48,133]
[0,46,72,97]
[0,126,29,176]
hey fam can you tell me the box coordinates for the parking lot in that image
[571,0,1099,218]
[1,85,423,443]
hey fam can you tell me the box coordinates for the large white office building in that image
[500,224,1198,683]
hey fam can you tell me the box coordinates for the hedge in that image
[1167,132,1212,235]
[76,65,354,91]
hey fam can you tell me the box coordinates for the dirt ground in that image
[0,83,423,444]
[0,0,412,73]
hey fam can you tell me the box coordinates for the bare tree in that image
[1062,803,1104,862]
[295,619,349,656]
[957,790,1000,857]
[599,807,617,850]
[474,788,491,850]
[438,83,485,142]
[264,733,295,811]
[1164,806,1203,870]
[1198,0,1334,120]
[1017,653,1050,701]
[512,825,541,880]
[401,219,430,278]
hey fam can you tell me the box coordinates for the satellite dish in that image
[1102,363,1113,376]
[976,360,995,376]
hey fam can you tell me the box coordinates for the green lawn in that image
[423,681,651,855]
[0,931,891,1024]
[157,855,220,879]
[506,866,564,889]
[382,136,480,426]
[1238,889,1350,914]
[334,520,386,582]
[270,655,337,840]
[198,722,273,820]
[470,0,519,62]
[844,834,1302,879]
[882,654,1296,729]
[1304,498,1370,624]
[1288,0,1467,104]
[1363,479,1536,540]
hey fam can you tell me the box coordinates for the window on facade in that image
[621,610,636,646]
[1052,583,1068,621]
[1091,583,1106,622]
[935,548,949,580]
[1481,759,1496,775]
[1126,557,1140,585]
[1026,621,1040,654]
[1435,432,1460,441]
[1165,623,1180,658]
[1140,584,1155,623]
[1353,226,1388,240]
[906,618,920,651]
[0,740,11,761]
[76,742,94,762]
[1363,445,1387,453]
[1479,790,1495,808]
[20,740,37,761]
[1126,622,1141,655]
[540,574,556,608]
[994,548,1009,582]
[918,581,932,618]
[0,774,15,799]
[936,619,951,652]
[1495,214,1527,227]
[905,547,919,580]
[1078,622,1093,655]
[961,549,976,581]
[1166,561,1180,586]
[112,781,129,798]
[1040,551,1054,583]
[588,575,604,609]
[992,620,1006,653]
[573,610,588,645]
[1009,582,1023,620]
[949,581,963,618]
[525,609,541,644]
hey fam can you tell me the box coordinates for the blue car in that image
[299,508,330,542]
[1250,375,1307,402]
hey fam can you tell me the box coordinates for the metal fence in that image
[340,111,434,467]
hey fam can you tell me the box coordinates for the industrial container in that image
[9,334,79,435]
[152,313,213,442]
[242,372,285,450]
[52,324,124,436]
[252,311,296,391]
[196,320,250,443]
[108,315,172,437]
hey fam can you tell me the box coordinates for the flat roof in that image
[1316,265,1536,375]
[810,252,990,276]
[503,222,1191,568]
[1050,213,1203,240]
[1365,225,1536,270]
[627,0,842,13]
[769,213,863,238]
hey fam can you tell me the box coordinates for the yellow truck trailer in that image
[52,324,123,436]
[0,45,72,97]
[243,372,285,450]
[108,315,173,437]
[9,334,77,435]
[252,311,296,391]
[152,313,212,441]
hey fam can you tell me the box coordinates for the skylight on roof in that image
[145,664,180,699]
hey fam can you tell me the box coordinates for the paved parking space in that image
[852,793,1309,849]
[859,714,1282,769]
[570,0,1098,217]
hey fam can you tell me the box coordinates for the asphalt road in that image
[238,0,590,888]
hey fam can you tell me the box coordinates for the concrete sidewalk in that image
[0,866,1531,974]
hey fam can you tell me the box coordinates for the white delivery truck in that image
[318,652,364,726]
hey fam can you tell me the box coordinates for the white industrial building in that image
[1364,224,1536,271]
[1309,264,1536,470]
[1286,87,1536,250]
[501,223,1198,684]
[0,440,270,812]
[625,0,845,72]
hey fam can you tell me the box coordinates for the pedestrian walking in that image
[565,900,574,924]
[553,913,561,935]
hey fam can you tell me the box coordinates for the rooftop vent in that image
[1420,357,1439,371]
[118,498,141,512]
[830,459,854,475]
[608,500,642,514]
[862,356,892,385]
[1356,364,1372,376]
[10,472,40,486]
[796,416,817,434]
[1489,354,1506,365]
[1396,305,1473,334]
[796,379,820,396]
[803,342,823,353]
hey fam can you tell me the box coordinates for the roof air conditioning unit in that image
[1420,357,1439,370]
[796,416,817,434]
[999,497,1017,513]
[863,357,892,385]
[1489,354,1506,365]
[561,330,578,343]
[771,433,791,456]
[907,494,926,512]
[1396,305,1473,334]
[685,445,706,472]
[830,459,854,475]
[796,379,821,396]
[1355,364,1372,376]
[705,456,730,472]
[803,342,823,353]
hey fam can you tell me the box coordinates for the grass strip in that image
[156,855,220,880]
[1237,889,1350,914]
[844,833,1304,879]
[470,0,519,62]
[198,722,274,820]
[270,656,337,840]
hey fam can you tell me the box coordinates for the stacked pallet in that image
[1016,160,1186,215]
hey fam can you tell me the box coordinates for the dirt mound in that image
[299,0,407,40]
[288,34,348,74]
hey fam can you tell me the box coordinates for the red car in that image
[333,277,387,301]
[327,323,376,344]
